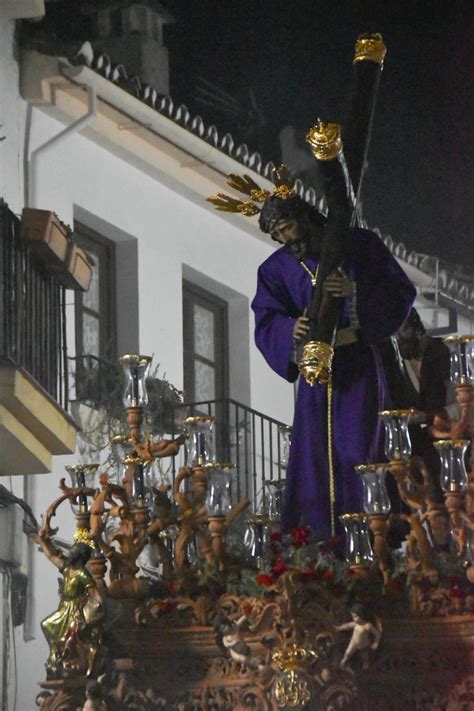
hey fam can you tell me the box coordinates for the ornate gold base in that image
[38,616,474,711]
[298,340,334,386]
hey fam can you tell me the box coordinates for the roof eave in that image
[20,50,270,244]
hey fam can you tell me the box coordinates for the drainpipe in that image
[434,257,439,305]
[28,85,97,208]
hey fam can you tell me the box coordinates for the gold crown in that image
[272,644,317,672]
[353,33,386,66]
[306,119,343,162]
[207,164,296,217]
[73,527,96,549]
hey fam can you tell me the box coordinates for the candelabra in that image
[340,334,474,599]
[34,335,474,710]
[356,464,391,584]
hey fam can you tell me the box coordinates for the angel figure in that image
[34,531,104,678]
[335,603,381,670]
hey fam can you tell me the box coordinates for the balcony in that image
[0,200,77,475]
[68,354,290,509]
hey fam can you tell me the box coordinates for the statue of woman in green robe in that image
[34,533,104,678]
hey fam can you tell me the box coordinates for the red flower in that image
[271,532,283,543]
[242,603,253,617]
[322,569,335,583]
[166,579,179,594]
[272,559,288,577]
[448,587,467,600]
[299,567,317,583]
[256,573,275,588]
[389,579,403,593]
[161,599,176,612]
[290,527,311,549]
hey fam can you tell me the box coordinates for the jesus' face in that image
[271,218,299,245]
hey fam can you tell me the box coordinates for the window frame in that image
[182,279,229,404]
[73,222,117,362]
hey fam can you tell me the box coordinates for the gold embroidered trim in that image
[299,261,319,286]
[327,374,336,536]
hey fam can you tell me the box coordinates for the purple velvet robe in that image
[251,228,416,539]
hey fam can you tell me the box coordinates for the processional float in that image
[34,35,474,711]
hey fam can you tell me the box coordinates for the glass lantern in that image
[104,511,121,545]
[355,464,391,515]
[158,524,179,563]
[379,409,413,461]
[465,526,474,566]
[123,455,153,508]
[278,425,292,470]
[66,464,99,514]
[265,479,286,522]
[185,415,215,466]
[183,533,200,566]
[109,434,133,484]
[204,463,234,517]
[340,514,374,566]
[433,439,469,493]
[244,513,270,566]
[119,354,152,408]
[443,335,474,386]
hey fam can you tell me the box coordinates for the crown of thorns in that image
[207,164,296,217]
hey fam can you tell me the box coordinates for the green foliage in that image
[73,358,182,436]
[225,568,265,597]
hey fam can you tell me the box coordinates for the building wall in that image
[1,12,472,708]
[26,108,292,418]
[0,14,297,706]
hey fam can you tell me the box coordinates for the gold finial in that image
[353,33,387,66]
[298,340,334,385]
[306,120,343,161]
[73,527,95,549]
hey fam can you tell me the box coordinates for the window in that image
[183,281,228,404]
[74,223,117,362]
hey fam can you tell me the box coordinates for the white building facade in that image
[0,3,472,708]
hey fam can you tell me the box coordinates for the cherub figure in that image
[335,603,381,670]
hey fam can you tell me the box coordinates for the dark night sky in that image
[165,0,473,267]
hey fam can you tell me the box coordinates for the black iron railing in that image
[67,356,291,510]
[0,200,68,408]
[173,399,290,511]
